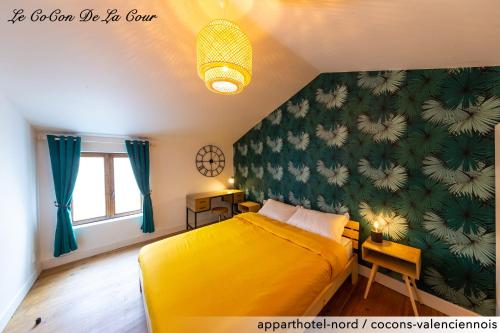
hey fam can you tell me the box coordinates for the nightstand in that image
[362,239,422,316]
[238,201,260,213]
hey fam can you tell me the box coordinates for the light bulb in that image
[212,81,238,93]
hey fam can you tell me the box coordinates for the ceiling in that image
[1,0,499,142]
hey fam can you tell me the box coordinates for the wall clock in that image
[195,145,225,177]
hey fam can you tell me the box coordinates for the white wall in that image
[0,97,38,331]
[496,124,500,316]
[37,134,234,268]
[151,135,234,229]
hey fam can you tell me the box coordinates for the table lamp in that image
[371,217,385,243]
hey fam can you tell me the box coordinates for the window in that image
[72,153,142,225]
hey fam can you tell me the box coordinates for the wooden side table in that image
[362,239,422,316]
[238,201,260,213]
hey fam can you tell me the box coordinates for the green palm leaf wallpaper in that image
[233,67,499,315]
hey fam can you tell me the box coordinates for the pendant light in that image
[196,18,252,95]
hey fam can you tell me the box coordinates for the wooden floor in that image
[320,276,443,317]
[5,242,442,333]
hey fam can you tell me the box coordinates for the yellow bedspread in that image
[138,212,347,333]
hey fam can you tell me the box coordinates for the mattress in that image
[138,212,348,333]
[341,236,353,260]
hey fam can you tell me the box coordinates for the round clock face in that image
[195,145,225,177]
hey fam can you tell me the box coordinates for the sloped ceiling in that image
[1,0,499,142]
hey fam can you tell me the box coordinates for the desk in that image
[186,189,244,230]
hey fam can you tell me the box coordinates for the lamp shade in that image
[197,19,252,95]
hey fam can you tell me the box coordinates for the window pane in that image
[72,157,106,221]
[114,157,141,214]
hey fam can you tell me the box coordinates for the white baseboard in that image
[0,267,41,332]
[41,225,184,270]
[358,264,479,316]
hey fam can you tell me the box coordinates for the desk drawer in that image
[195,198,210,211]
[233,192,245,203]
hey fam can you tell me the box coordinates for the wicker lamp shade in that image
[197,19,252,95]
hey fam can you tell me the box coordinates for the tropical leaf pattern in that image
[236,143,247,156]
[317,195,349,214]
[250,187,265,203]
[422,157,494,200]
[359,202,409,241]
[316,124,348,147]
[286,99,309,118]
[448,227,495,267]
[289,191,311,208]
[287,161,310,183]
[237,164,248,178]
[265,136,283,153]
[316,160,349,186]
[358,159,407,191]
[266,163,283,181]
[316,85,348,109]
[250,163,264,179]
[358,70,406,95]
[233,67,497,315]
[268,189,285,202]
[358,114,407,142]
[266,109,282,125]
[250,140,263,155]
[422,96,500,135]
[287,131,310,151]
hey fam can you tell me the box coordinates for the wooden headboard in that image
[342,220,360,252]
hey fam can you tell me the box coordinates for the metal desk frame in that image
[186,190,242,230]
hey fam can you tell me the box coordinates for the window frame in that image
[71,152,142,226]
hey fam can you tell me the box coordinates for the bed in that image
[138,212,359,333]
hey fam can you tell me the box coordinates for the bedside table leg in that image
[364,264,378,299]
[403,275,419,316]
[411,277,421,304]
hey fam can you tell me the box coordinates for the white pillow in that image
[258,199,298,222]
[285,207,348,242]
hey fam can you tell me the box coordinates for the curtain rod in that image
[37,132,150,144]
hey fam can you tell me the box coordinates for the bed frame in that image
[303,220,360,315]
[139,220,360,332]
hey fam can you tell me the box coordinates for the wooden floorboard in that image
[5,241,442,333]
[320,275,443,316]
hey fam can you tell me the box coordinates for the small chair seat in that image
[211,206,228,214]
[211,206,229,222]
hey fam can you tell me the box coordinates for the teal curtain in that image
[47,135,81,257]
[126,140,155,233]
